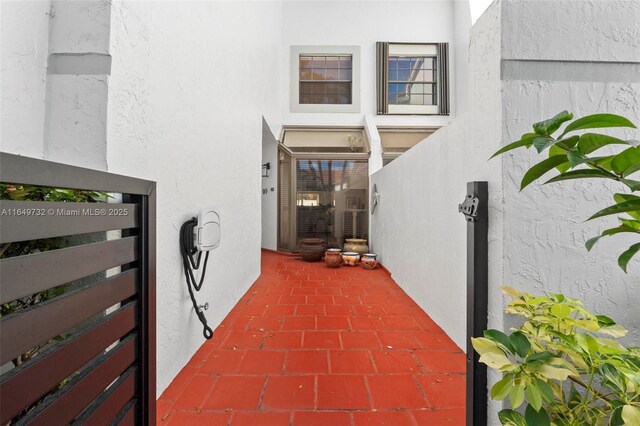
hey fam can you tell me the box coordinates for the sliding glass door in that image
[282,159,368,251]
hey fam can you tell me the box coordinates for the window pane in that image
[299,54,353,104]
[299,56,312,70]
[339,68,352,81]
[339,56,352,67]
[325,68,339,80]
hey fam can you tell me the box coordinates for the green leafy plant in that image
[491,111,639,271]
[473,287,640,425]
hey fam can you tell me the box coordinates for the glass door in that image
[295,159,368,250]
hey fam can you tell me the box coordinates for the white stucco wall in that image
[261,118,279,250]
[0,0,51,158]
[281,0,456,128]
[369,0,503,353]
[107,0,283,396]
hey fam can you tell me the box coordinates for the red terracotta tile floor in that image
[158,251,465,425]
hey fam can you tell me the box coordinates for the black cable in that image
[180,218,213,339]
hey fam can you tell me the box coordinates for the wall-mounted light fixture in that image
[262,162,271,177]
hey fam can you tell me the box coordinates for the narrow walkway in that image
[158,251,465,425]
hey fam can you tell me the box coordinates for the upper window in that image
[376,43,449,115]
[290,46,361,113]
[299,55,353,105]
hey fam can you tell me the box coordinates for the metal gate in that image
[0,153,156,425]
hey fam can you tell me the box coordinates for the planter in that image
[299,238,324,262]
[324,249,342,268]
[361,253,378,270]
[343,238,368,256]
[342,251,360,266]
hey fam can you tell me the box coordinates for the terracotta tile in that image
[414,351,466,374]
[353,411,415,426]
[330,350,376,374]
[282,316,317,331]
[383,316,421,330]
[203,376,265,410]
[220,331,265,350]
[160,365,197,402]
[285,350,329,374]
[240,303,268,316]
[353,304,387,316]
[168,410,230,426]
[198,350,243,374]
[333,295,361,305]
[317,316,351,330]
[377,331,420,349]
[350,316,385,330]
[237,350,285,374]
[414,374,466,408]
[317,375,370,409]
[413,332,460,351]
[265,304,297,315]
[367,375,428,409]
[262,331,304,349]
[174,375,217,410]
[292,287,317,295]
[325,304,355,315]
[411,408,465,425]
[317,287,341,295]
[232,412,291,426]
[279,295,308,304]
[261,375,315,409]
[296,304,326,315]
[340,331,381,349]
[303,331,341,349]
[292,411,352,425]
[307,295,334,305]
[246,316,284,331]
[342,286,367,296]
[370,350,421,374]
[156,399,174,423]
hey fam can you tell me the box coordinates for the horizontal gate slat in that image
[17,334,138,426]
[0,269,137,365]
[0,303,137,425]
[74,367,136,425]
[0,201,139,243]
[114,400,136,426]
[0,152,154,195]
[0,236,138,304]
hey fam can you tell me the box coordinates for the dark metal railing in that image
[459,181,489,426]
[0,152,156,425]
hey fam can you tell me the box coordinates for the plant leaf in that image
[533,111,573,136]
[509,380,525,409]
[534,379,554,403]
[533,137,556,153]
[555,135,580,150]
[618,243,640,273]
[509,331,531,358]
[614,194,640,220]
[526,385,543,411]
[525,403,550,426]
[498,409,527,426]
[566,149,588,167]
[622,405,640,424]
[491,134,538,159]
[577,133,629,154]
[484,329,515,354]
[612,146,640,176]
[521,156,570,190]
[559,113,636,138]
[491,375,514,400]
[588,200,640,220]
[544,169,616,185]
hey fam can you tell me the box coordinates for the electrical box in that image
[195,207,220,252]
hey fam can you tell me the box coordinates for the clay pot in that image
[361,253,378,270]
[343,238,369,256]
[342,252,360,266]
[324,249,342,268]
[299,238,324,262]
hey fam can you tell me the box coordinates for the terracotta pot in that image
[324,249,342,268]
[341,251,360,266]
[299,238,324,262]
[343,238,368,256]
[361,253,378,270]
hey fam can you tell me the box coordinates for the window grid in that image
[387,56,437,106]
[299,55,353,105]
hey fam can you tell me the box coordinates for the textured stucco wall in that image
[369,0,504,353]
[500,0,640,342]
[261,118,279,250]
[107,0,283,396]
[281,0,456,128]
[0,0,51,157]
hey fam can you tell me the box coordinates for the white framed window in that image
[376,42,450,115]
[290,46,361,113]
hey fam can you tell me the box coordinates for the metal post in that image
[459,181,488,426]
